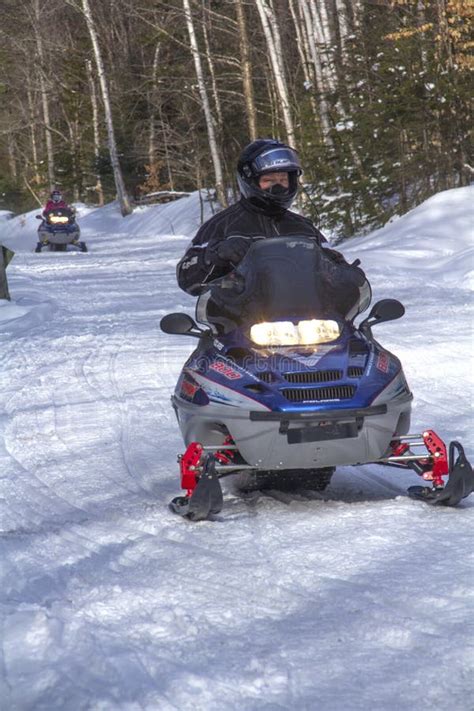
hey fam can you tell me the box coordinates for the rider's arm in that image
[306,216,365,272]
[177,214,230,295]
[320,243,349,265]
[309,220,353,267]
[320,241,367,285]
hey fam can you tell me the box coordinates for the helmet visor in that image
[252,147,301,175]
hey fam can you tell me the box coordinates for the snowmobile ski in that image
[407,441,474,506]
[169,453,223,521]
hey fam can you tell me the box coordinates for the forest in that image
[0,0,472,235]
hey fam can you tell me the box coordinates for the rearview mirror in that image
[359,299,405,337]
[160,312,204,338]
[368,299,405,322]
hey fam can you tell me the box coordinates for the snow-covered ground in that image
[0,210,15,222]
[0,188,473,710]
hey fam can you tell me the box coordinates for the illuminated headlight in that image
[49,215,69,224]
[250,319,340,346]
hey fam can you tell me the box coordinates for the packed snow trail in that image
[0,190,473,710]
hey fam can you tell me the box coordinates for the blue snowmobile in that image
[161,236,473,520]
[35,207,87,253]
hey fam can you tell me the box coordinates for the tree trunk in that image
[85,59,104,206]
[27,87,41,185]
[65,118,78,200]
[182,0,227,207]
[148,43,160,168]
[81,0,132,215]
[299,0,333,142]
[335,0,349,55]
[33,0,55,190]
[235,0,257,140]
[435,0,453,68]
[202,11,223,132]
[159,105,174,190]
[289,0,319,118]
[255,0,296,146]
[309,0,337,93]
[7,132,17,182]
[348,0,363,30]
[0,247,13,301]
[416,0,428,72]
[147,42,174,191]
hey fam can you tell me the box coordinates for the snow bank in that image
[0,192,216,254]
[80,192,215,240]
[0,209,15,222]
[0,298,30,323]
[343,185,474,288]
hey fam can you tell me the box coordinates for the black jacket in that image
[177,196,346,295]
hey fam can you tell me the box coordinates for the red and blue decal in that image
[209,360,242,380]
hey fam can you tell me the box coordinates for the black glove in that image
[207,237,252,267]
[323,246,347,265]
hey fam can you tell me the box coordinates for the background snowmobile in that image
[161,236,473,520]
[35,207,87,253]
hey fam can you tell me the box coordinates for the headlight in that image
[250,319,340,346]
[49,215,69,224]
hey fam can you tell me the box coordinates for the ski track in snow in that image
[0,190,473,710]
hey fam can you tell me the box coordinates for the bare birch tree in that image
[148,43,160,168]
[309,0,337,94]
[182,0,227,207]
[201,9,223,133]
[33,0,55,189]
[85,59,104,206]
[80,0,132,215]
[26,86,41,186]
[146,41,175,191]
[235,0,257,141]
[288,0,319,121]
[297,0,333,141]
[255,0,296,146]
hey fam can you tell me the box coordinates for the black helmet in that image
[51,190,63,203]
[237,139,302,211]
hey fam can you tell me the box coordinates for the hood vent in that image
[283,369,342,384]
[258,371,275,383]
[347,366,364,378]
[281,385,356,402]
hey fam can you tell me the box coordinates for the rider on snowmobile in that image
[177,138,352,296]
[42,190,70,216]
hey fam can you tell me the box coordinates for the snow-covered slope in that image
[0,209,15,223]
[1,188,473,710]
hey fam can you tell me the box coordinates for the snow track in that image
[1,190,473,709]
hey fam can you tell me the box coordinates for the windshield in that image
[45,208,74,217]
[44,207,75,226]
[201,237,371,336]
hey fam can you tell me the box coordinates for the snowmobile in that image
[161,236,473,521]
[35,207,87,253]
